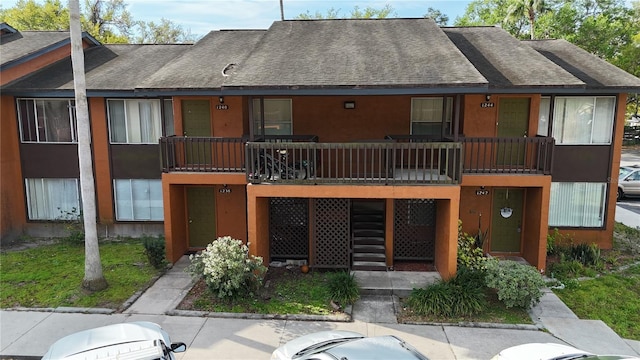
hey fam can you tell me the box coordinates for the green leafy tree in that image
[295,4,395,19]
[424,7,449,26]
[504,0,550,39]
[455,0,530,37]
[0,0,69,30]
[136,18,194,44]
[0,0,194,43]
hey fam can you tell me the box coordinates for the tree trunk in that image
[69,0,108,291]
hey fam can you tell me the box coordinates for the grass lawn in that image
[398,292,532,325]
[553,264,640,340]
[177,267,337,315]
[0,239,162,309]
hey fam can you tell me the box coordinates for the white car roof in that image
[41,322,171,360]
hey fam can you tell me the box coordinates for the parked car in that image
[270,330,429,360]
[491,342,640,360]
[41,321,186,360]
[618,165,640,200]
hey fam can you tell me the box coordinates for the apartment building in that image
[2,18,639,279]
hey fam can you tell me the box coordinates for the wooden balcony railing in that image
[246,141,462,185]
[159,136,554,180]
[460,136,554,174]
[160,136,246,172]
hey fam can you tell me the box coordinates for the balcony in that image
[246,140,462,185]
[159,136,554,183]
[460,136,554,175]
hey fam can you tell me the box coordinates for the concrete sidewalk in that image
[2,257,639,359]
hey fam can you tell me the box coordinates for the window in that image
[549,182,606,227]
[411,97,453,136]
[252,99,292,136]
[108,99,162,143]
[163,99,175,136]
[18,99,76,143]
[25,178,80,220]
[552,96,615,144]
[114,179,163,221]
[537,97,550,136]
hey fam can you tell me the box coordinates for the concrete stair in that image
[351,201,387,271]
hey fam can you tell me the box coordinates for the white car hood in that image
[41,322,170,359]
[492,343,591,360]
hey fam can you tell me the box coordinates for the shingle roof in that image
[139,30,265,89]
[1,31,72,69]
[443,27,584,89]
[225,18,488,89]
[525,39,640,90]
[5,44,187,91]
[3,19,639,94]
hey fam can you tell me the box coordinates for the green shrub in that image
[546,228,574,256]
[327,271,360,305]
[485,260,545,309]
[57,207,84,244]
[186,236,266,299]
[457,220,487,271]
[548,260,584,280]
[567,243,602,267]
[142,235,168,269]
[406,268,487,317]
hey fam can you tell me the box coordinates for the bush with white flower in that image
[186,236,266,299]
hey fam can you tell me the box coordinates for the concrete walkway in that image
[2,257,639,359]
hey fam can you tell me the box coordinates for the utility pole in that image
[280,0,284,20]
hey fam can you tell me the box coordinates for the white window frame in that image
[410,97,453,136]
[25,178,81,220]
[17,98,77,143]
[108,99,163,144]
[537,96,551,137]
[113,179,163,221]
[252,99,293,136]
[549,182,606,228]
[552,96,615,145]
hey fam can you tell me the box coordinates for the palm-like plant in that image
[505,0,549,39]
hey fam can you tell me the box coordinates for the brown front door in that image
[497,98,530,166]
[182,100,212,165]
[490,188,524,253]
[187,186,216,248]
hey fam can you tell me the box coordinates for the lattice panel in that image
[394,199,436,260]
[269,198,309,259]
[313,198,350,268]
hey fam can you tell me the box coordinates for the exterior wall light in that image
[344,101,355,109]
[219,96,224,104]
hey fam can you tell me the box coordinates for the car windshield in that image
[294,338,361,357]
[620,167,633,178]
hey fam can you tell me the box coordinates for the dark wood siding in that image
[20,143,79,178]
[551,145,611,182]
[110,144,161,179]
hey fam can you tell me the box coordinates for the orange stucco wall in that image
[0,96,26,240]
[172,96,246,138]
[246,184,460,279]
[162,172,247,262]
[88,98,114,223]
[460,174,551,271]
[290,95,411,141]
[462,94,540,138]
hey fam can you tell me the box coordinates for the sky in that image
[1,0,474,38]
[127,0,474,37]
